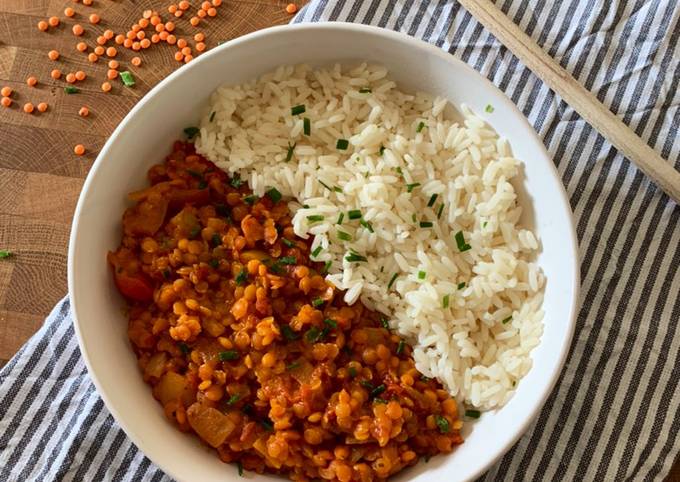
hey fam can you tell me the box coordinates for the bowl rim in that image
[68,21,580,482]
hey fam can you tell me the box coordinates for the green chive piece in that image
[303,117,311,136]
[427,194,438,207]
[243,194,258,205]
[211,233,221,248]
[333,186,343,193]
[482,221,488,228]
[345,253,367,263]
[285,142,296,162]
[209,258,219,269]
[323,260,332,273]
[465,409,481,419]
[419,221,433,228]
[184,126,200,139]
[406,183,420,193]
[311,297,324,307]
[260,419,274,431]
[281,325,298,341]
[348,367,358,377]
[162,268,171,279]
[324,318,337,328]
[416,121,426,133]
[311,246,322,258]
[0,250,11,259]
[282,238,296,248]
[359,219,374,233]
[347,209,362,220]
[411,214,417,223]
[218,350,240,361]
[360,380,374,390]
[305,326,322,343]
[442,294,450,308]
[278,256,297,265]
[237,462,244,477]
[381,317,390,330]
[396,340,405,355]
[209,111,216,122]
[359,87,372,93]
[337,212,345,225]
[337,231,352,241]
[379,145,386,155]
[178,342,190,355]
[120,71,136,86]
[485,104,494,113]
[266,187,282,203]
[435,414,450,433]
[306,214,324,223]
[64,86,79,94]
[370,384,386,397]
[437,203,445,219]
[502,316,512,324]
[186,169,203,179]
[230,174,243,189]
[291,104,305,116]
[458,282,466,289]
[319,180,335,192]
[226,393,241,405]
[235,269,248,285]
[387,273,398,290]
[286,361,301,370]
[336,139,349,150]
[418,270,426,280]
[455,231,472,252]
[189,226,201,239]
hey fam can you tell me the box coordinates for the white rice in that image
[195,63,545,410]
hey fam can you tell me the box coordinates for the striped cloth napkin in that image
[2,1,679,480]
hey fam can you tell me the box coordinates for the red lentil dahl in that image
[108,142,463,481]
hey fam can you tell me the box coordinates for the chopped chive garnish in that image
[162,268,171,279]
[311,297,324,307]
[416,121,426,133]
[427,194,438,207]
[379,145,385,155]
[235,269,248,285]
[237,462,244,477]
[243,194,258,205]
[306,215,324,223]
[226,393,241,405]
[64,86,79,94]
[337,231,352,241]
[437,204,445,219]
[291,104,306,116]
[305,326,322,342]
[0,250,11,259]
[406,183,420,193]
[278,256,297,265]
[230,174,243,189]
[395,166,403,175]
[411,214,417,223]
[333,186,343,193]
[347,209,362,220]
[455,231,472,252]
[360,380,374,390]
[303,117,311,135]
[435,414,450,433]
[323,260,332,273]
[419,221,433,228]
[266,187,282,203]
[281,238,296,248]
[324,318,337,328]
[348,366,358,377]
[482,221,488,228]
[387,273,398,290]
[396,340,405,355]
[311,246,322,257]
[458,282,466,289]
[381,317,390,330]
[211,233,222,247]
[286,361,301,370]
[218,350,240,361]
[465,409,481,419]
[359,219,374,233]
[285,142,296,162]
[418,270,426,280]
[336,139,349,150]
[120,70,135,86]
[187,169,203,179]
[485,104,494,113]
[370,384,386,397]
[442,294,450,308]
[345,253,367,263]
[319,180,335,192]
[178,342,190,355]
[502,316,512,324]
[209,258,219,269]
[189,226,201,239]
[336,212,345,225]
[260,419,274,431]
[281,325,298,341]
[209,111,216,122]
[359,87,372,93]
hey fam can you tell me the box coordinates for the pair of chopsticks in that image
[458,0,680,204]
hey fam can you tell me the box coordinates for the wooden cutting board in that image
[0,0,305,364]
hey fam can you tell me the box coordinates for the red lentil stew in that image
[108,141,463,481]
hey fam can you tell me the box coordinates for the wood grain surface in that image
[0,1,677,479]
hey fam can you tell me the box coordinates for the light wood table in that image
[0,0,677,479]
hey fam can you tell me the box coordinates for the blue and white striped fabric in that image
[2,1,679,480]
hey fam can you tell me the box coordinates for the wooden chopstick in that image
[457,0,680,204]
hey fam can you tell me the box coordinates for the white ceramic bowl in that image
[68,23,579,482]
